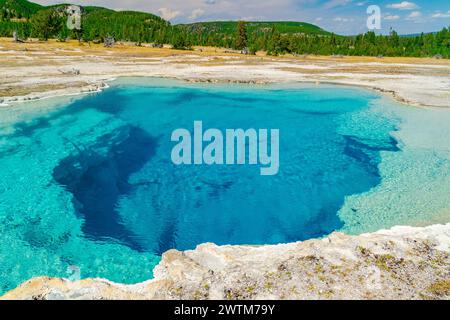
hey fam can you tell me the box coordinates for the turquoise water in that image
[0,78,449,294]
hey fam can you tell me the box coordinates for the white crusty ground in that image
[1,46,449,108]
[2,223,449,300]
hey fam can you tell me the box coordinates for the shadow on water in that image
[5,85,402,254]
[52,125,159,252]
[343,135,400,177]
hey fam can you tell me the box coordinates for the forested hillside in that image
[0,0,448,58]
[177,20,449,57]
[0,1,173,43]
[178,21,330,38]
[175,21,330,49]
[0,0,40,35]
[0,0,42,19]
[79,8,170,43]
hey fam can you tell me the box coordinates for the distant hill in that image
[177,21,331,36]
[80,8,169,42]
[0,0,171,43]
[0,1,334,47]
[400,31,438,38]
[0,0,43,19]
[174,21,333,50]
[0,0,447,58]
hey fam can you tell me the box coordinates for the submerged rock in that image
[2,223,449,300]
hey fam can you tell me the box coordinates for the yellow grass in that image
[1,38,449,66]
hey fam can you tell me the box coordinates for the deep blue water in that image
[50,83,399,252]
[0,79,401,293]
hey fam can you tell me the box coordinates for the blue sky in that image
[34,0,450,35]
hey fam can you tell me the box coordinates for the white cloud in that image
[384,14,400,21]
[189,8,205,20]
[407,11,422,18]
[333,17,349,22]
[157,7,181,21]
[386,1,418,10]
[240,16,262,21]
[142,0,306,23]
[405,10,424,22]
[432,11,450,18]
[324,0,353,10]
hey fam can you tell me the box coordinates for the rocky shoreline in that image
[2,224,449,300]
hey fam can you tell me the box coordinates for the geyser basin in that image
[0,78,449,295]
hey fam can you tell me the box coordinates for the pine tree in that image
[172,32,191,50]
[235,21,247,50]
[267,26,281,55]
[30,9,63,40]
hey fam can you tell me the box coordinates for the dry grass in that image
[0,82,88,97]
[1,38,449,67]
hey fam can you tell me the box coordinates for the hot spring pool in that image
[0,78,449,294]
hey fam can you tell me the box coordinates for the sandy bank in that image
[1,39,449,108]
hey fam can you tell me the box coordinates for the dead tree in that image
[12,31,24,43]
[58,68,81,75]
[104,37,115,48]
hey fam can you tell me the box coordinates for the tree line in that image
[208,21,450,58]
[0,6,448,58]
